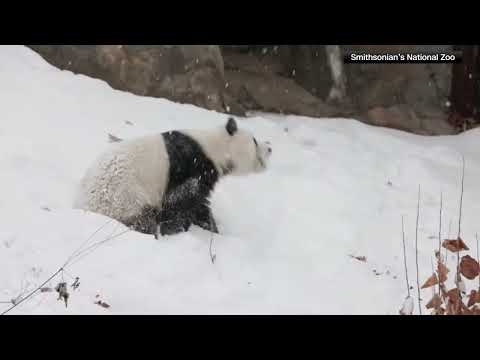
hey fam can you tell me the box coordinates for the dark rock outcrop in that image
[29,45,226,113]
[27,45,457,135]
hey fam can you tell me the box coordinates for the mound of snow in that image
[2,45,480,314]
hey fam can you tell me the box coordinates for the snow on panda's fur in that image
[75,117,272,236]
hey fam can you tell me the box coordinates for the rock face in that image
[221,47,353,118]
[28,45,457,135]
[342,45,455,134]
[28,45,226,113]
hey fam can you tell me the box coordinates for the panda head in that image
[219,117,272,176]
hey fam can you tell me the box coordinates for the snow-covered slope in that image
[1,45,480,314]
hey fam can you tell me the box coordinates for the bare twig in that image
[1,268,63,315]
[477,233,479,292]
[455,157,465,304]
[209,233,216,264]
[446,219,452,272]
[415,185,422,315]
[438,192,443,296]
[63,218,115,268]
[401,216,410,298]
[208,217,217,264]
[457,155,465,239]
[66,227,130,268]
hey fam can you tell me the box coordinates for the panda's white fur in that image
[74,118,271,234]
[75,133,170,222]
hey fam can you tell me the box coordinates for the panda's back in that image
[75,133,170,222]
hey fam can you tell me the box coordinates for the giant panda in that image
[75,117,272,237]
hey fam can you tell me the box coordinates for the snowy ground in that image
[1,45,480,315]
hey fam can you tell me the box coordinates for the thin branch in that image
[66,228,130,268]
[415,185,422,315]
[458,155,465,239]
[455,156,465,307]
[1,268,63,315]
[401,216,410,298]
[63,218,115,268]
[208,217,217,264]
[209,233,216,264]
[477,233,479,292]
[446,219,452,273]
[438,192,443,296]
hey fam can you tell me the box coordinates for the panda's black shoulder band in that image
[162,131,219,194]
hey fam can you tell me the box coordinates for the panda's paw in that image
[182,221,192,232]
[159,218,192,236]
[195,219,218,234]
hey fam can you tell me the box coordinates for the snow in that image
[2,45,480,315]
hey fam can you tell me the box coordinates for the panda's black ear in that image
[226,117,238,136]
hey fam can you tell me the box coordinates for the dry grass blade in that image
[437,192,443,296]
[477,234,479,291]
[415,185,422,315]
[401,215,410,298]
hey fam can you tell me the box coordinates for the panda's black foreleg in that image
[157,178,220,235]
[191,203,218,234]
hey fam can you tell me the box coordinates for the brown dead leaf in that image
[446,296,463,315]
[439,283,449,300]
[472,306,480,315]
[467,290,480,307]
[349,255,367,262]
[108,133,123,143]
[447,288,461,304]
[426,294,443,309]
[467,290,478,307]
[94,300,111,309]
[460,255,480,280]
[446,300,456,315]
[442,238,469,252]
[421,273,439,289]
[437,262,449,282]
[461,302,473,315]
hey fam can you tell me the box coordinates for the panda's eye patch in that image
[253,137,258,147]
